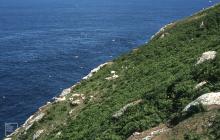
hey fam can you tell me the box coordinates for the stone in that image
[195,81,207,89]
[200,21,205,28]
[113,100,142,118]
[196,51,216,65]
[71,99,82,106]
[183,92,220,111]
[33,129,44,140]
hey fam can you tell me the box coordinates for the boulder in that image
[200,21,205,28]
[105,71,119,80]
[196,51,216,65]
[183,92,220,111]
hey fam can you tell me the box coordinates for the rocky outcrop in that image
[150,22,174,40]
[4,138,12,140]
[113,100,142,119]
[33,129,44,140]
[183,92,220,111]
[196,51,217,65]
[69,94,85,106]
[60,88,71,97]
[195,81,207,89]
[6,61,110,139]
[105,71,119,80]
[200,21,205,28]
[54,96,66,102]
[5,112,45,140]
[128,124,169,140]
[83,62,112,80]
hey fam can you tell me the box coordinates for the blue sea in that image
[0,0,219,138]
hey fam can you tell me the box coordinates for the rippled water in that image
[0,0,219,138]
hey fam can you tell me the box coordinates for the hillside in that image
[5,3,220,140]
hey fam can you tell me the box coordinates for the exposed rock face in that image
[7,112,46,139]
[105,71,119,80]
[195,81,207,89]
[4,138,12,140]
[196,51,217,65]
[128,124,169,140]
[183,92,220,111]
[112,100,142,119]
[71,99,82,106]
[33,129,44,140]
[200,21,205,28]
[31,113,45,123]
[150,22,174,40]
[83,62,110,80]
[23,112,45,132]
[69,94,85,106]
[143,127,168,140]
[54,96,66,102]
[60,88,71,97]
[159,32,169,39]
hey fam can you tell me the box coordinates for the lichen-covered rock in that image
[183,92,220,111]
[196,51,217,65]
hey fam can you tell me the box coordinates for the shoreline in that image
[4,20,175,139]
[5,4,217,139]
[5,61,112,139]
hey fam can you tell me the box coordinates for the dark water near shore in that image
[0,0,219,138]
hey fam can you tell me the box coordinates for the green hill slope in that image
[6,3,220,140]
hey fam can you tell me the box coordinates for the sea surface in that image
[0,0,219,138]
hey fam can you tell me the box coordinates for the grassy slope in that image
[12,3,220,140]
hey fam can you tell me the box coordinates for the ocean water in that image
[0,0,219,138]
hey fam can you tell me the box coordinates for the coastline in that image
[5,61,112,139]
[5,4,218,139]
[4,19,179,139]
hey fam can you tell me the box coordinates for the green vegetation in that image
[10,3,220,140]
